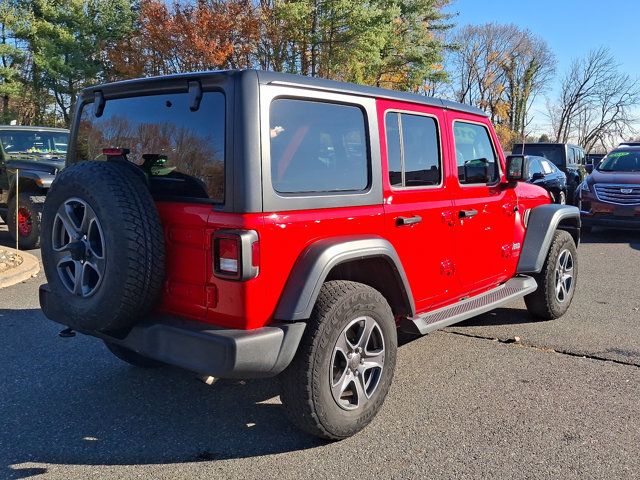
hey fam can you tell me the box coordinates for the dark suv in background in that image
[512,143,586,206]
[579,146,640,231]
[0,125,68,248]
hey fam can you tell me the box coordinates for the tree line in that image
[1,0,637,152]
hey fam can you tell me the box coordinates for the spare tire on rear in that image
[41,161,165,332]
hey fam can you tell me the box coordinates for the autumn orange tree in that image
[107,0,259,79]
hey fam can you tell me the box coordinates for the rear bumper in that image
[39,284,305,378]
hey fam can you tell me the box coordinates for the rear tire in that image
[525,230,577,320]
[7,193,45,250]
[280,281,397,440]
[104,341,164,368]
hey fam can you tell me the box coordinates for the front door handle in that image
[458,209,478,219]
[396,215,422,226]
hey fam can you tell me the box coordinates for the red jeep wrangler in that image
[39,70,580,439]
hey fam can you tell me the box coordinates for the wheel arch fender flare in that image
[517,204,580,274]
[274,235,415,321]
[7,170,51,198]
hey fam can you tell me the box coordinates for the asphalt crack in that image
[443,330,640,369]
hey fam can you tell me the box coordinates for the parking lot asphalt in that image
[1,223,639,480]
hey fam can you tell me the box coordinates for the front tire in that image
[525,230,577,320]
[280,281,397,440]
[7,193,45,250]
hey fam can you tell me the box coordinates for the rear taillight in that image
[102,147,130,157]
[217,237,239,274]
[213,230,259,280]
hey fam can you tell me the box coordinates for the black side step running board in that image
[400,276,537,336]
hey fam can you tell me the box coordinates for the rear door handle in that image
[458,209,478,219]
[396,215,422,226]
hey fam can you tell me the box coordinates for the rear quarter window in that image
[269,99,369,194]
[75,91,226,203]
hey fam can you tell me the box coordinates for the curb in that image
[0,248,41,289]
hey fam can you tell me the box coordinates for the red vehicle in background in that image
[39,70,580,439]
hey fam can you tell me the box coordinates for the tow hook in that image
[59,328,76,338]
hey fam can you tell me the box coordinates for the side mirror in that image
[505,155,525,182]
[531,172,545,181]
[585,164,594,174]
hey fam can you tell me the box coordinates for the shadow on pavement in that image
[580,228,640,250]
[0,307,324,477]
[454,307,533,328]
[397,307,532,348]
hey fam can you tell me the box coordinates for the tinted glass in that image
[453,122,498,184]
[528,158,543,177]
[516,145,564,168]
[270,99,368,193]
[76,91,225,203]
[385,113,402,187]
[0,130,68,155]
[401,114,440,186]
[540,159,555,174]
[598,150,640,172]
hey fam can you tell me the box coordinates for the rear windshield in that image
[0,130,68,156]
[598,151,640,172]
[515,145,564,168]
[75,91,225,203]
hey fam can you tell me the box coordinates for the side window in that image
[540,159,554,174]
[453,122,499,185]
[567,147,576,165]
[528,158,543,177]
[578,149,585,165]
[386,113,402,187]
[384,111,441,188]
[269,99,369,193]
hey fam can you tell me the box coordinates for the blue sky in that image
[445,0,640,134]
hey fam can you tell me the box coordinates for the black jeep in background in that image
[511,143,586,206]
[0,126,68,249]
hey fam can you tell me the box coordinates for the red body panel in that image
[155,100,550,331]
[156,202,384,329]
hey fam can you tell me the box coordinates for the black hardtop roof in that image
[0,125,69,133]
[82,69,488,117]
